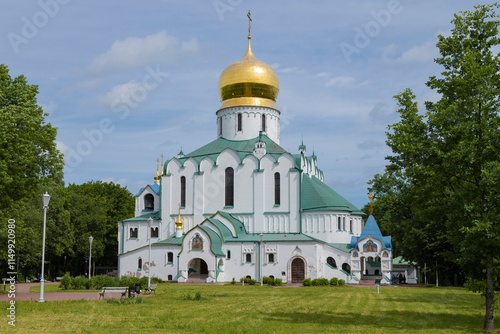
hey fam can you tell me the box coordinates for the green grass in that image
[1,284,497,333]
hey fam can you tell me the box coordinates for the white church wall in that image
[217,106,281,144]
[134,186,159,217]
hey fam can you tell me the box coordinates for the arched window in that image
[225,167,234,206]
[151,227,159,238]
[130,227,138,238]
[268,253,275,263]
[138,258,142,269]
[245,253,252,263]
[180,176,186,207]
[261,114,266,131]
[375,269,380,275]
[327,257,337,268]
[167,252,173,263]
[227,250,231,259]
[337,217,341,230]
[350,219,353,232]
[274,172,280,205]
[342,263,351,274]
[167,274,173,281]
[343,217,346,230]
[144,194,154,210]
[237,113,242,131]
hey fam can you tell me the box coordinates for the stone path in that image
[0,283,143,302]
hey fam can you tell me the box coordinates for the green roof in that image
[301,175,364,214]
[392,256,413,265]
[198,225,225,256]
[155,236,183,245]
[164,135,288,169]
[121,211,161,222]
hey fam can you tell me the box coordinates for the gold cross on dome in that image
[368,193,374,215]
[247,10,252,38]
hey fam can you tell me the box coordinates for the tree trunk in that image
[484,252,495,332]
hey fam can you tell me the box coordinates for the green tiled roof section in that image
[155,236,183,245]
[185,135,288,161]
[301,175,364,215]
[327,243,351,252]
[121,211,161,222]
[292,154,302,169]
[393,256,413,265]
[217,211,247,236]
[206,218,235,241]
[198,226,225,256]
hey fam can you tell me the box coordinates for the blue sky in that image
[1,0,482,209]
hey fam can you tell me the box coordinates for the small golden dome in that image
[218,37,279,110]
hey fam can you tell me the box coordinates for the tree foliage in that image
[368,4,500,331]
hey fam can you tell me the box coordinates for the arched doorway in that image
[291,258,305,283]
[188,258,208,276]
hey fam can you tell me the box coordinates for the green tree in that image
[0,64,63,219]
[0,64,64,279]
[369,5,500,331]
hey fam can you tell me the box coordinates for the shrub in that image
[90,275,117,290]
[248,279,256,285]
[338,279,346,286]
[330,277,338,286]
[231,278,236,285]
[263,276,274,285]
[272,278,284,286]
[302,278,312,286]
[59,272,72,290]
[71,275,90,290]
[194,292,202,300]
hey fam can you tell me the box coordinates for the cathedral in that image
[117,19,394,284]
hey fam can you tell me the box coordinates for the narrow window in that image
[219,117,222,136]
[237,113,242,131]
[268,253,275,263]
[144,194,154,210]
[343,217,346,231]
[337,217,341,230]
[274,172,280,205]
[138,258,142,269]
[167,252,173,263]
[349,219,353,232]
[227,250,231,259]
[225,167,234,206]
[245,253,252,263]
[261,114,266,131]
[151,227,159,238]
[180,176,186,207]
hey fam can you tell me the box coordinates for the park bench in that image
[144,284,157,294]
[98,287,128,299]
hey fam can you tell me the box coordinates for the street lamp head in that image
[148,217,153,227]
[259,233,263,242]
[42,192,51,208]
[89,236,93,244]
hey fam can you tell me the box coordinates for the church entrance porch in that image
[360,256,382,281]
[291,258,305,283]
[187,258,208,283]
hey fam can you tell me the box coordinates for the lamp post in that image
[260,233,263,286]
[147,217,153,290]
[88,236,93,280]
[39,192,50,303]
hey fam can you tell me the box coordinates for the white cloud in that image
[41,102,57,115]
[390,40,439,63]
[278,67,305,74]
[325,76,355,87]
[88,31,201,73]
[99,80,151,108]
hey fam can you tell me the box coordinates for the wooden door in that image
[291,258,305,283]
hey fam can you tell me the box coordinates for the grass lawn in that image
[1,284,497,333]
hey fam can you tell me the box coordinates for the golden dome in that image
[218,37,279,110]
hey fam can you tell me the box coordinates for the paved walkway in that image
[0,283,144,302]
